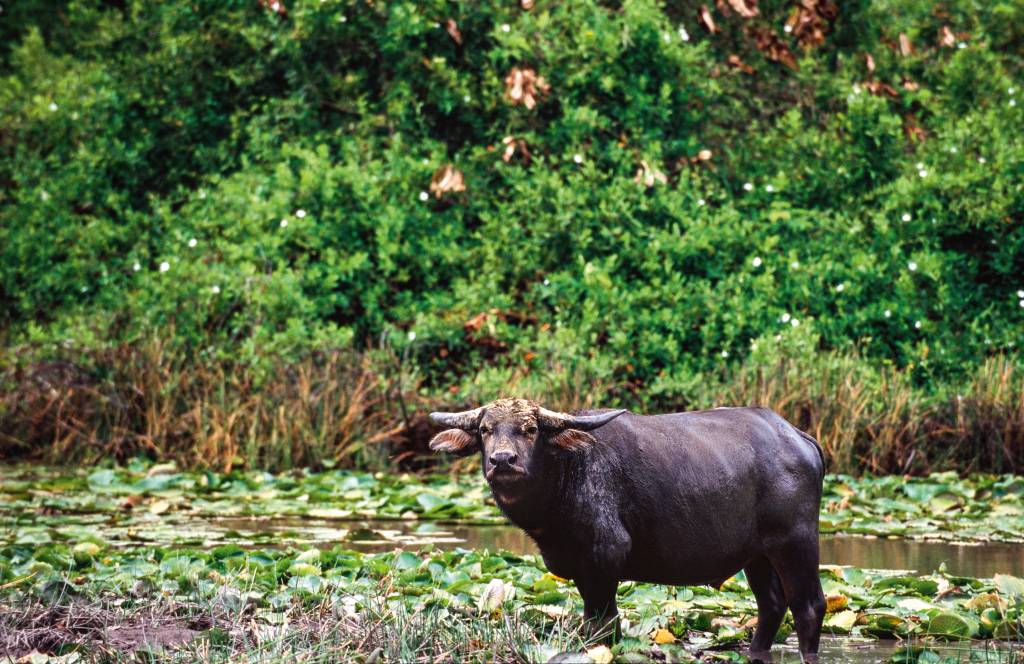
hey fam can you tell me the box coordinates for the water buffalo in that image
[429,399,826,664]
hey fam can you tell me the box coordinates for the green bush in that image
[1,0,1022,415]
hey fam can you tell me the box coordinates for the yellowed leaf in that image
[825,593,848,613]
[652,628,677,644]
[586,645,614,664]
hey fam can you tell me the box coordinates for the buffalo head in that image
[428,398,626,486]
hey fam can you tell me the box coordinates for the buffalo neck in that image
[489,450,580,531]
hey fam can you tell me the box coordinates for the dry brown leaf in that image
[938,25,956,48]
[429,165,466,199]
[520,0,534,9]
[727,54,755,74]
[751,26,799,70]
[464,312,488,332]
[786,0,838,49]
[698,5,718,33]
[864,80,899,99]
[898,32,912,57]
[903,115,926,143]
[902,78,919,91]
[501,135,531,164]
[444,19,462,45]
[697,149,713,161]
[720,0,758,18]
[865,53,875,73]
[633,160,668,188]
[504,67,550,110]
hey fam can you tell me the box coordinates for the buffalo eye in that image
[523,424,537,435]
[479,425,491,435]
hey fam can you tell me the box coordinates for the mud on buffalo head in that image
[428,398,626,485]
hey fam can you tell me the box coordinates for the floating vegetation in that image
[2,465,1022,544]
[1,543,1023,662]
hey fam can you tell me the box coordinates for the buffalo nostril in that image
[490,451,517,467]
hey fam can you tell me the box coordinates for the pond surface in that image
[10,511,1023,578]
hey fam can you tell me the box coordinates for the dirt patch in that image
[0,601,201,659]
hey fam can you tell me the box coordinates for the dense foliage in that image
[1,1,1023,467]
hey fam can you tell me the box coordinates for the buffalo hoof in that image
[748,649,773,663]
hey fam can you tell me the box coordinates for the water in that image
[207,517,1024,578]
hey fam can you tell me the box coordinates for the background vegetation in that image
[1,0,1022,473]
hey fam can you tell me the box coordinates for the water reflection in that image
[205,517,1023,578]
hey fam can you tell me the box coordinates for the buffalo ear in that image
[547,428,597,451]
[429,429,479,456]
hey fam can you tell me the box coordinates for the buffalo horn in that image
[536,407,627,431]
[429,407,485,430]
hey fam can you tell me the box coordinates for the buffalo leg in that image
[574,575,620,642]
[744,557,787,663]
[770,538,825,664]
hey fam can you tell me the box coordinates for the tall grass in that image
[706,352,1024,474]
[1,340,1021,474]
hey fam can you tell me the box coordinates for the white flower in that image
[678,26,689,41]
[211,285,221,294]
[781,313,791,323]
[159,261,170,273]
[902,213,911,222]
[919,169,928,177]
[790,261,800,269]
[784,24,793,33]
[463,95,471,103]
[752,257,762,268]
[721,350,729,358]
[573,154,583,164]
[774,334,782,341]
[81,286,88,293]
[957,42,966,49]
[884,309,891,318]
[339,14,347,22]
[295,209,307,218]
[835,283,845,292]
[765,184,775,193]
[697,198,706,206]
[1010,88,1017,95]
[543,279,550,286]
[1019,300,1024,308]
[132,261,141,272]
[916,162,924,170]
[663,32,672,43]
[790,318,800,327]
[914,320,922,329]
[40,190,50,201]
[1011,99,1018,108]
[48,102,58,112]
[419,191,429,202]
[908,261,918,271]
[188,238,197,248]
[501,23,510,33]
[978,157,987,164]
[949,146,958,153]
[408,331,417,341]
[1017,290,1024,298]
[280,218,289,228]
[743,182,754,191]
